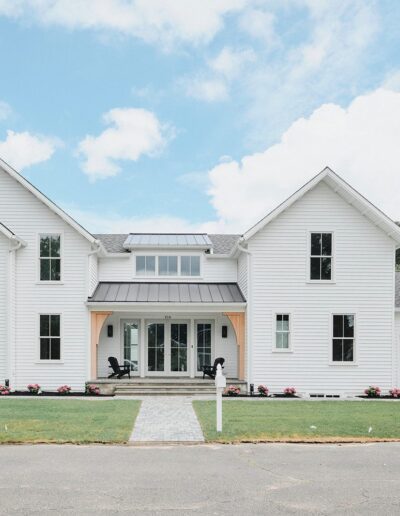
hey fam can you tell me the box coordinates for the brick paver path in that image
[130,397,205,443]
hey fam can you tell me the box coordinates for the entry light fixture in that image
[107,325,113,338]
[222,325,228,338]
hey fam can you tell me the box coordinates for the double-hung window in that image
[40,234,61,281]
[40,314,61,360]
[275,314,290,350]
[136,256,156,276]
[310,232,332,281]
[332,314,354,362]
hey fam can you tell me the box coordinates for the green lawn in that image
[193,400,400,442]
[0,399,140,444]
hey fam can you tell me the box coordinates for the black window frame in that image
[39,234,61,282]
[39,314,61,361]
[310,232,333,281]
[332,314,355,363]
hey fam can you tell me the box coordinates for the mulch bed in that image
[357,396,400,400]
[7,391,113,397]
[223,394,300,398]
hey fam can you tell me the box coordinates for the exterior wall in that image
[238,253,248,298]
[97,312,238,378]
[98,252,238,283]
[0,233,9,382]
[88,253,99,296]
[395,312,400,386]
[0,169,92,390]
[248,180,396,395]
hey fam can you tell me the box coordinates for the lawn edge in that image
[205,436,400,444]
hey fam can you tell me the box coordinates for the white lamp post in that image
[215,363,226,432]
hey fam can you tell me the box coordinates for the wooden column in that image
[224,312,245,380]
[90,311,113,379]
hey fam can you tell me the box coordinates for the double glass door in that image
[147,321,189,375]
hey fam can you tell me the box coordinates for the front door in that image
[196,321,213,374]
[147,320,189,375]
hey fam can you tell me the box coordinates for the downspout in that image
[237,240,252,391]
[8,237,24,390]
[86,240,102,382]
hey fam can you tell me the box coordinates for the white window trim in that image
[272,312,292,353]
[306,231,335,284]
[329,312,357,366]
[133,253,203,280]
[37,312,63,363]
[37,232,64,284]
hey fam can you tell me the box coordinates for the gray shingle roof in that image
[94,233,240,255]
[88,282,246,303]
[396,272,400,308]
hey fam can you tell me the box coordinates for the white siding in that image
[98,256,132,281]
[0,169,92,391]
[0,234,8,382]
[203,257,237,282]
[248,180,396,395]
[88,253,98,296]
[395,312,400,387]
[238,253,248,298]
[214,315,238,378]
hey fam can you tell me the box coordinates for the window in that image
[310,232,332,281]
[40,314,61,360]
[40,234,61,281]
[136,256,155,276]
[275,314,290,349]
[158,256,178,276]
[181,256,200,276]
[332,314,354,362]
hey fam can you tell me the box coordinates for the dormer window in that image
[181,256,200,276]
[136,256,155,276]
[158,256,178,276]
[39,234,61,281]
[310,232,332,281]
[135,255,201,277]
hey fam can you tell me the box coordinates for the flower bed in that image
[6,391,113,397]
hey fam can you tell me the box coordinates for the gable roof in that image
[242,167,400,247]
[0,158,98,247]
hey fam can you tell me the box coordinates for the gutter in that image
[237,239,252,390]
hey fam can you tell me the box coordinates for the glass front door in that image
[170,323,188,373]
[147,321,189,375]
[197,322,212,372]
[123,321,139,373]
[147,322,165,372]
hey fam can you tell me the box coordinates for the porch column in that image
[90,311,113,379]
[224,312,245,381]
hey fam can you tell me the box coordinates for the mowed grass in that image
[0,399,140,444]
[193,400,400,442]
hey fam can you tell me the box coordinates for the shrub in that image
[57,385,72,395]
[364,386,381,398]
[225,385,241,396]
[389,388,400,398]
[284,387,297,396]
[0,385,10,395]
[86,384,100,396]
[27,384,41,395]
[258,384,269,397]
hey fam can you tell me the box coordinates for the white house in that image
[1,159,399,396]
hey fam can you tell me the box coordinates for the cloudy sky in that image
[0,0,400,233]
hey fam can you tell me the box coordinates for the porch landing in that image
[90,377,247,396]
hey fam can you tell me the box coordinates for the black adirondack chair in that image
[108,356,131,379]
[202,357,225,380]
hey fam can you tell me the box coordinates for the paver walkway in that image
[130,396,205,443]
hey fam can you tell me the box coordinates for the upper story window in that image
[310,232,332,281]
[40,234,61,281]
[275,314,290,350]
[332,314,354,362]
[181,256,200,276]
[135,255,201,277]
[40,314,61,360]
[136,256,155,276]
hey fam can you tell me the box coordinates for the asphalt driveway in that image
[1,443,399,515]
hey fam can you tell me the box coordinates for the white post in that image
[215,364,226,433]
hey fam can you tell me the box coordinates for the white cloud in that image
[0,0,247,49]
[77,107,171,181]
[0,101,12,121]
[0,130,60,170]
[208,47,255,80]
[182,77,228,102]
[207,88,400,232]
[238,8,277,45]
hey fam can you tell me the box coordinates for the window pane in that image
[158,256,168,275]
[310,258,320,280]
[276,333,283,348]
[40,236,50,257]
[311,233,321,255]
[50,315,60,337]
[321,257,331,280]
[281,317,289,331]
[40,315,50,336]
[332,339,343,361]
[343,315,354,337]
[50,235,61,257]
[40,338,50,360]
[181,256,190,276]
[40,259,50,281]
[343,340,353,361]
[136,256,146,275]
[50,259,61,281]
[322,233,332,256]
[191,256,200,276]
[51,338,61,360]
[281,333,289,348]
[146,256,155,275]
[333,315,343,338]
[168,256,177,275]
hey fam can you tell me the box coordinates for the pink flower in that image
[257,384,269,396]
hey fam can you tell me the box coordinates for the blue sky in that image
[0,1,400,233]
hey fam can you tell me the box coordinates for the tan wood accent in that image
[224,312,246,381]
[91,312,113,378]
